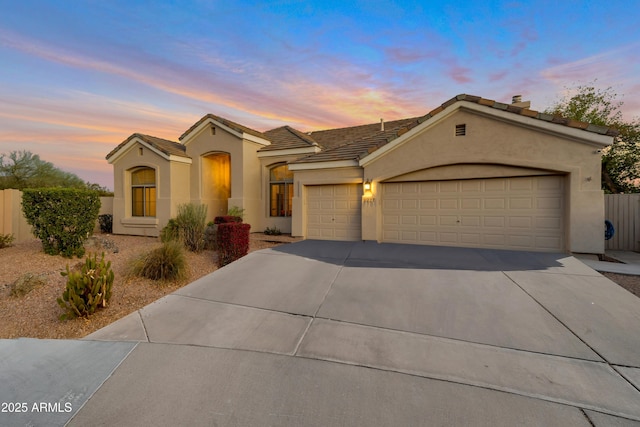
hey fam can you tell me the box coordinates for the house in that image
[106,94,616,253]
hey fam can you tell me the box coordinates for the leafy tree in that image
[0,150,99,191]
[545,83,640,193]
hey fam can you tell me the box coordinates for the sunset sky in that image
[1,0,639,189]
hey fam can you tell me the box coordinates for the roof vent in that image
[380,118,384,131]
[512,95,522,104]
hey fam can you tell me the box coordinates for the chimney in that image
[511,95,531,109]
[380,118,384,131]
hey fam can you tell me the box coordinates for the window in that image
[270,164,293,217]
[131,167,156,217]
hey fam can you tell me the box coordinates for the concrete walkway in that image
[575,250,640,275]
[1,241,640,426]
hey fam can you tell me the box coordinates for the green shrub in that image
[161,204,208,252]
[98,214,113,233]
[10,273,47,297]
[131,240,186,281]
[227,205,245,219]
[22,188,101,258]
[160,218,180,243]
[217,222,251,267]
[57,252,114,320]
[0,233,15,248]
[264,226,282,236]
[176,203,207,252]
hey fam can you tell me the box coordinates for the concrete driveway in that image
[2,241,640,426]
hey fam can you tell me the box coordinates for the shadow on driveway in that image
[270,240,594,274]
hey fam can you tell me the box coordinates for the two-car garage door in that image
[381,175,565,251]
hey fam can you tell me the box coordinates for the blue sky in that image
[1,0,639,189]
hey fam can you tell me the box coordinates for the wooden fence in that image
[0,189,113,243]
[605,194,640,251]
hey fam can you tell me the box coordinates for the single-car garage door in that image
[381,175,565,251]
[307,184,362,241]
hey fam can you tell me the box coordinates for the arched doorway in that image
[202,152,231,220]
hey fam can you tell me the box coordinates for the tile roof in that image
[106,133,188,160]
[260,126,319,151]
[291,94,619,165]
[179,113,268,141]
[306,117,421,149]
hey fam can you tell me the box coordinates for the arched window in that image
[269,164,293,217]
[131,167,156,217]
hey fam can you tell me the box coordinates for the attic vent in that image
[455,124,466,136]
[138,147,143,156]
[211,125,216,135]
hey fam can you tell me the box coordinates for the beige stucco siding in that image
[111,143,190,236]
[184,125,241,224]
[362,109,605,253]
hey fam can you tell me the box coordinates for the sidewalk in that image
[574,250,640,275]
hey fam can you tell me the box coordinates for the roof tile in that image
[261,126,318,151]
[106,134,187,160]
[290,93,618,165]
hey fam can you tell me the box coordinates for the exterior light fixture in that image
[363,179,372,192]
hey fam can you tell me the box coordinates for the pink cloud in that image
[489,71,509,82]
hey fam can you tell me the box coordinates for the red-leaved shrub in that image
[216,222,251,267]
[214,216,243,225]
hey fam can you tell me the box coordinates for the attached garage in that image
[381,175,565,252]
[306,184,362,241]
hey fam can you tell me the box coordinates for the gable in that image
[361,108,609,183]
[360,97,614,168]
[106,134,190,165]
[180,114,270,147]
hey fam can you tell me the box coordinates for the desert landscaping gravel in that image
[0,234,296,339]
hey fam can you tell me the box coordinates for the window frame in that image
[269,164,293,217]
[131,167,156,217]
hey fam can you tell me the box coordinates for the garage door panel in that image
[484,216,505,227]
[440,199,458,209]
[420,215,437,225]
[461,198,481,209]
[484,198,505,209]
[401,215,418,225]
[537,217,562,229]
[382,175,565,252]
[537,197,562,210]
[306,184,362,241]
[461,216,481,227]
[509,217,532,228]
[509,198,532,209]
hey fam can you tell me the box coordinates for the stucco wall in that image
[361,109,606,253]
[184,124,241,224]
[111,143,189,236]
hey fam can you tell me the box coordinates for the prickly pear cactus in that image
[57,252,114,320]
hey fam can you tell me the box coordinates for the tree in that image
[545,83,640,193]
[0,150,87,190]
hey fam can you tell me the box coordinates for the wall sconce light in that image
[363,179,372,193]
